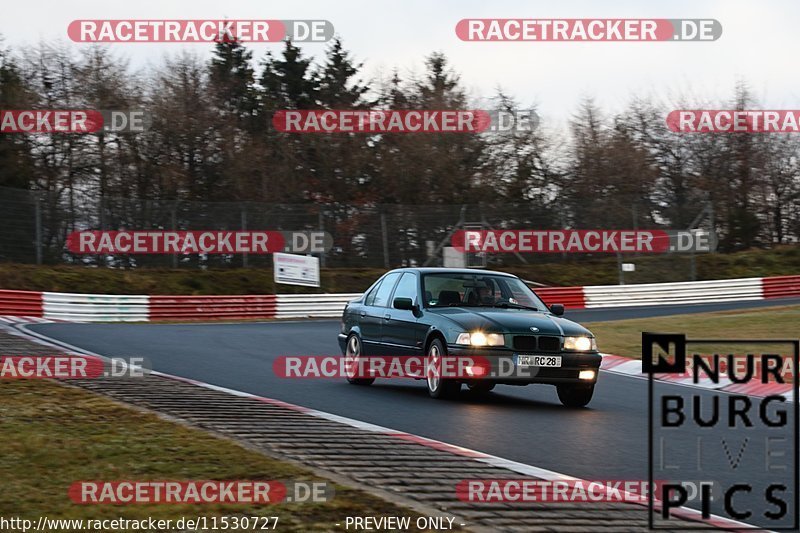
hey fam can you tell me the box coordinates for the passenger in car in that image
[437,290,461,306]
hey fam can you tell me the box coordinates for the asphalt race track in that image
[28,298,800,528]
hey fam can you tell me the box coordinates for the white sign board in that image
[621,263,636,272]
[274,253,320,287]
[443,246,466,268]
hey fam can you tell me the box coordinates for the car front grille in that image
[538,336,561,352]
[512,335,562,352]
[512,335,537,351]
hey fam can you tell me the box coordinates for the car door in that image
[360,272,401,354]
[380,272,424,357]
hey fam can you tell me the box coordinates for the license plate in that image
[517,354,562,367]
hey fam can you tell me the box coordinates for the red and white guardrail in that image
[0,275,798,323]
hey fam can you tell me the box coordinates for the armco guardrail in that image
[763,275,800,299]
[0,289,43,317]
[42,292,149,322]
[535,286,586,308]
[150,295,278,321]
[582,277,765,308]
[0,275,798,322]
[275,293,362,319]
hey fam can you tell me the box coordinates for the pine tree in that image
[208,38,257,127]
[260,41,318,110]
[316,38,368,109]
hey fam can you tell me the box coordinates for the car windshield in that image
[421,272,549,312]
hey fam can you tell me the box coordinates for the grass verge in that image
[0,379,432,531]
[0,245,798,294]
[585,305,800,358]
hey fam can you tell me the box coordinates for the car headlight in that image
[564,336,596,351]
[456,332,505,346]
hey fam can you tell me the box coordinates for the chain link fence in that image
[0,186,708,282]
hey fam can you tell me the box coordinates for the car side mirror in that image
[549,303,565,316]
[393,297,415,311]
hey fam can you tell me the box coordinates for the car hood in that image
[428,307,592,337]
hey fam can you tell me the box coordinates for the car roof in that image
[385,267,518,278]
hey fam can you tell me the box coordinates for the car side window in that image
[371,272,401,308]
[365,280,382,306]
[392,273,418,305]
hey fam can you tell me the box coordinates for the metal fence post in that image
[171,203,178,269]
[241,205,248,268]
[318,208,326,268]
[34,193,42,265]
[380,210,390,268]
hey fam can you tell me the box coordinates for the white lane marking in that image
[12,323,761,531]
[0,315,54,325]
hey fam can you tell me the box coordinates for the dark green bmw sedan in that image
[338,268,602,407]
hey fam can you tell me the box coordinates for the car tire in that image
[345,334,375,386]
[556,384,594,408]
[426,338,460,399]
[467,382,496,394]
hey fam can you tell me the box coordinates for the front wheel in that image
[556,384,594,408]
[426,338,461,399]
[345,334,375,386]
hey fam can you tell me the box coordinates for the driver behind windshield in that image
[469,278,496,305]
[477,284,494,304]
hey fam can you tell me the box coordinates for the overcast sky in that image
[2,0,799,127]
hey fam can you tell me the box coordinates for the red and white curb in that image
[601,353,795,402]
[5,323,759,531]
